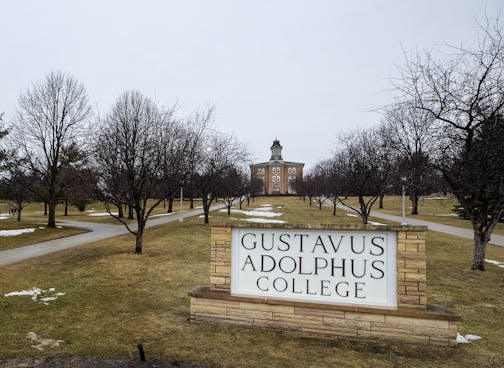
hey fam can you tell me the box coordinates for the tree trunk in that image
[64,198,68,216]
[411,193,419,215]
[247,197,250,206]
[128,205,133,219]
[309,196,312,206]
[134,207,146,254]
[333,202,336,216]
[163,199,166,209]
[359,195,368,225]
[471,227,491,271]
[227,205,231,215]
[379,193,384,209]
[44,202,48,216]
[17,206,22,221]
[190,194,194,209]
[202,197,210,224]
[239,199,243,210]
[117,204,124,218]
[47,201,56,228]
[168,197,174,213]
[319,201,322,210]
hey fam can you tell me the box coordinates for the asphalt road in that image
[369,210,504,247]
[0,206,220,267]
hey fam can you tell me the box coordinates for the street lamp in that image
[401,177,407,225]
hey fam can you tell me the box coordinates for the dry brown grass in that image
[0,197,503,367]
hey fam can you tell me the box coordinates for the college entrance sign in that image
[232,228,397,308]
[189,223,460,347]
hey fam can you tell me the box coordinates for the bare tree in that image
[95,91,187,254]
[0,155,35,221]
[381,102,437,214]
[0,113,7,166]
[195,131,249,224]
[219,166,248,214]
[16,71,91,227]
[336,129,390,224]
[396,17,504,270]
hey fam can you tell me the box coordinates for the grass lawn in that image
[0,197,503,367]
[0,218,87,251]
[337,195,504,236]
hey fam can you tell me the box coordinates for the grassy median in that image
[0,197,503,367]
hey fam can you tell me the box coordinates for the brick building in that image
[250,139,304,195]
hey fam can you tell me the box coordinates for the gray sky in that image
[1,1,501,169]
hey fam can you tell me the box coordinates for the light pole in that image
[401,177,407,225]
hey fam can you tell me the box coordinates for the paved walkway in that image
[369,210,504,247]
[0,206,221,267]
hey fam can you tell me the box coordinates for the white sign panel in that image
[231,228,397,309]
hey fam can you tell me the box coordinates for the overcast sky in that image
[1,1,501,169]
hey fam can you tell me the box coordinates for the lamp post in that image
[401,177,407,225]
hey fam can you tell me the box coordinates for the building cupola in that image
[270,139,283,161]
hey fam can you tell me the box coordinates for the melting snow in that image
[276,206,282,209]
[456,332,482,344]
[346,213,359,218]
[85,210,96,213]
[485,259,504,268]
[368,221,385,226]
[56,225,63,229]
[38,226,45,229]
[219,209,282,218]
[0,228,36,237]
[88,212,118,217]
[4,287,65,305]
[244,218,287,224]
[260,204,272,206]
[255,207,273,211]
[26,332,64,351]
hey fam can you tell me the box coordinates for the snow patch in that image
[368,221,385,226]
[346,213,359,218]
[0,228,36,237]
[88,212,118,217]
[485,259,504,266]
[254,207,273,211]
[56,225,63,229]
[260,204,272,207]
[4,287,65,305]
[26,332,64,351]
[38,226,45,229]
[244,218,287,224]
[218,209,282,218]
[276,206,282,209]
[456,332,482,344]
[85,210,96,213]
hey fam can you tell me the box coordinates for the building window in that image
[272,167,280,174]
[288,167,296,174]
[273,185,280,192]
[272,175,280,183]
[256,168,265,174]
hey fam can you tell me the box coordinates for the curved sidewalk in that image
[369,210,504,247]
[0,207,218,267]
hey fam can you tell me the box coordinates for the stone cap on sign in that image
[211,222,427,232]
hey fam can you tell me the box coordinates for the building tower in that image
[250,139,304,195]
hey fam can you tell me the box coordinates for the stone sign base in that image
[189,286,459,347]
[189,224,460,347]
